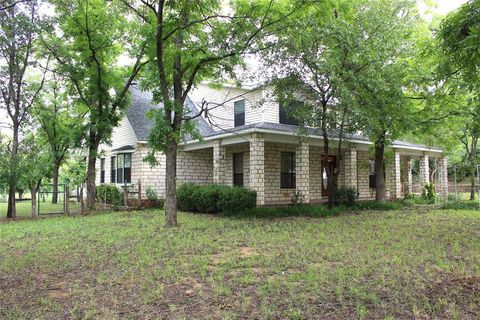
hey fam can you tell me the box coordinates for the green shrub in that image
[403,192,414,200]
[422,183,436,204]
[177,183,198,212]
[353,200,403,211]
[95,185,123,206]
[177,183,256,214]
[218,187,256,213]
[146,186,158,201]
[443,200,480,210]
[333,186,357,207]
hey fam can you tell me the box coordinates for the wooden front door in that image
[321,156,337,197]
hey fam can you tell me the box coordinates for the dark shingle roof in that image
[126,86,214,141]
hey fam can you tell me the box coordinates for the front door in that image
[321,156,337,197]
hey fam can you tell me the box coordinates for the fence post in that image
[65,185,70,215]
[123,185,128,210]
[137,179,142,209]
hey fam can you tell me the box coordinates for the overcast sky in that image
[0,0,471,134]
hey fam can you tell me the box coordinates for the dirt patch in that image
[46,280,70,301]
[239,247,256,258]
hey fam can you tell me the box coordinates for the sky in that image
[0,0,470,135]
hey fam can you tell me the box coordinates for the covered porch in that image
[181,128,447,206]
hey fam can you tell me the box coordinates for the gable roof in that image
[126,85,214,141]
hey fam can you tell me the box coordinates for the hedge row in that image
[177,183,257,214]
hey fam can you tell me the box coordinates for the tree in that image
[0,0,47,218]
[263,0,418,204]
[127,0,306,226]
[34,74,85,204]
[343,0,419,201]
[437,0,480,200]
[43,0,148,212]
[17,133,52,216]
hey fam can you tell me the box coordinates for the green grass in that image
[1,209,479,319]
[0,193,80,218]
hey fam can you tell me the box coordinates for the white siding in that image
[189,84,265,130]
[98,116,138,153]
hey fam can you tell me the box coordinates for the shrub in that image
[176,183,198,212]
[353,200,403,211]
[422,183,436,204]
[333,187,357,207]
[146,186,158,201]
[218,187,256,213]
[443,200,480,210]
[95,185,123,206]
[177,183,256,214]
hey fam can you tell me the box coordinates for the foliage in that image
[333,187,358,207]
[177,183,256,214]
[43,0,147,211]
[95,185,123,206]
[443,200,480,210]
[145,186,158,202]
[353,200,404,211]
[422,183,436,203]
[229,204,344,219]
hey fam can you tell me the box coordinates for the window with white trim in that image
[116,153,131,184]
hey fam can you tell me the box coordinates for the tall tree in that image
[437,0,480,200]
[43,0,148,211]
[34,74,85,204]
[127,0,305,226]
[0,0,46,218]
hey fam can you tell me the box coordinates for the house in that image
[95,84,448,205]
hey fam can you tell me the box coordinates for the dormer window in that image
[234,99,245,127]
[279,100,303,125]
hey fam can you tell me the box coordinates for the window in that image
[233,153,244,186]
[321,156,336,196]
[110,156,116,183]
[279,100,303,125]
[281,152,296,189]
[100,158,105,183]
[234,99,245,127]
[116,153,132,184]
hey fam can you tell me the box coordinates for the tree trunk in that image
[85,132,100,212]
[52,161,60,204]
[374,138,386,202]
[31,187,37,217]
[7,125,19,219]
[164,139,178,227]
[469,134,477,201]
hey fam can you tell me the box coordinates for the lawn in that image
[0,209,479,319]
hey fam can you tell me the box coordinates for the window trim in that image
[100,158,105,184]
[233,153,244,187]
[110,156,116,183]
[234,99,245,127]
[280,152,296,189]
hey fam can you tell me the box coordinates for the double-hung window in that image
[100,158,105,183]
[369,160,385,189]
[281,152,296,189]
[110,156,116,183]
[233,153,244,186]
[234,99,245,127]
[116,153,132,184]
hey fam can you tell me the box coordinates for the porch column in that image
[438,156,448,199]
[419,153,430,186]
[401,157,413,195]
[391,149,402,199]
[344,145,357,191]
[213,139,226,185]
[296,139,310,203]
[250,133,265,206]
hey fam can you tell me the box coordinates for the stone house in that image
[96,84,448,206]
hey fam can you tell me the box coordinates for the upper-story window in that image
[100,158,105,183]
[116,153,132,184]
[279,100,303,125]
[234,99,245,127]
